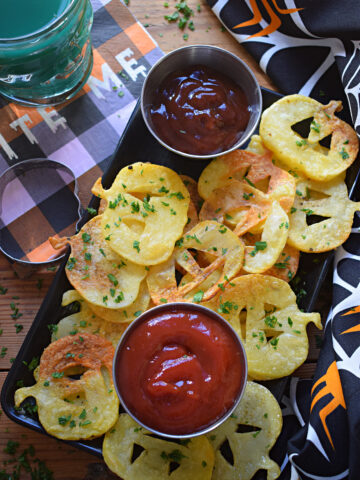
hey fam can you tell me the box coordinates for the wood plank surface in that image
[0,1,319,478]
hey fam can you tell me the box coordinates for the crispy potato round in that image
[103,414,214,480]
[207,381,282,480]
[15,333,119,440]
[288,174,360,252]
[199,180,272,237]
[260,94,359,181]
[90,281,150,323]
[243,201,289,274]
[53,290,130,347]
[198,148,295,212]
[146,221,244,304]
[180,175,203,212]
[92,162,190,266]
[204,275,322,380]
[50,216,146,309]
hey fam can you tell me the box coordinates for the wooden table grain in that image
[0,1,321,478]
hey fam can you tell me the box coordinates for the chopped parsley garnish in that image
[169,191,185,200]
[340,147,350,159]
[52,371,64,379]
[99,248,106,257]
[67,257,77,270]
[310,120,321,133]
[249,241,267,257]
[296,139,307,147]
[133,240,140,253]
[243,176,255,187]
[160,298,167,303]
[87,207,97,217]
[0,285,8,295]
[107,273,118,287]
[193,291,204,303]
[82,232,91,243]
[84,252,92,261]
[58,415,71,426]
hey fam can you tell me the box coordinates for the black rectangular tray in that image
[2,87,360,465]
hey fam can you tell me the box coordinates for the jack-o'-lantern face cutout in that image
[15,333,119,440]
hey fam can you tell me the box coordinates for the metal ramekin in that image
[141,44,262,160]
[113,302,248,439]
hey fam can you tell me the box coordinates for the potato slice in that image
[15,333,119,440]
[52,290,130,347]
[207,381,281,480]
[198,148,295,212]
[204,275,322,380]
[260,94,359,181]
[243,201,289,274]
[90,281,150,324]
[103,414,214,480]
[92,162,189,266]
[288,174,360,252]
[50,216,146,309]
[199,180,272,236]
[146,221,244,304]
[180,174,203,212]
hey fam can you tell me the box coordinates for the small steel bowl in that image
[113,302,247,439]
[141,44,262,160]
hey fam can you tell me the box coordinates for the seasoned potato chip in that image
[199,180,272,236]
[180,175,203,212]
[103,414,214,480]
[53,290,129,347]
[288,175,360,252]
[208,381,281,480]
[50,216,146,309]
[204,275,322,379]
[184,200,199,233]
[243,201,289,274]
[260,94,359,181]
[90,281,150,324]
[147,221,244,304]
[198,148,295,212]
[15,334,119,440]
[92,162,189,266]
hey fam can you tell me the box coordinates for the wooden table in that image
[0,1,324,478]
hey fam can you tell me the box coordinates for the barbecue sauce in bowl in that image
[149,65,250,156]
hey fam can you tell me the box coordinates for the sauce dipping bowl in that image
[113,302,248,439]
[141,44,262,160]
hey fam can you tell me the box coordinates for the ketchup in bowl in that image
[149,65,250,156]
[114,303,247,437]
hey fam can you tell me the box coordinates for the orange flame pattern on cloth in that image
[310,361,346,450]
[341,306,360,333]
[233,0,303,38]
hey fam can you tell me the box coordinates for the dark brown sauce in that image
[149,65,250,155]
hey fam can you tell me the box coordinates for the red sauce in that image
[116,306,246,435]
[149,65,250,156]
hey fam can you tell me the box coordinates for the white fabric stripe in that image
[290,377,305,427]
[281,453,289,472]
[289,454,349,479]
[306,424,330,462]
[284,0,319,38]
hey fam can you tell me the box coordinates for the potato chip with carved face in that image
[204,275,322,380]
[92,162,190,266]
[207,381,282,480]
[146,221,244,304]
[53,290,130,347]
[49,216,146,310]
[243,201,289,274]
[15,333,119,440]
[288,174,360,252]
[260,95,359,181]
[103,414,214,480]
[198,148,295,213]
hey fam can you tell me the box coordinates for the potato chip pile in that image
[14,94,360,480]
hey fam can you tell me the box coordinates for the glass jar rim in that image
[0,0,77,43]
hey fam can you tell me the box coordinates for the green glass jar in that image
[0,0,93,106]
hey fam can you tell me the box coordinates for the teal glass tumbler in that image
[0,0,93,107]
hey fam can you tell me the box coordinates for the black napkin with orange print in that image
[207,1,360,479]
